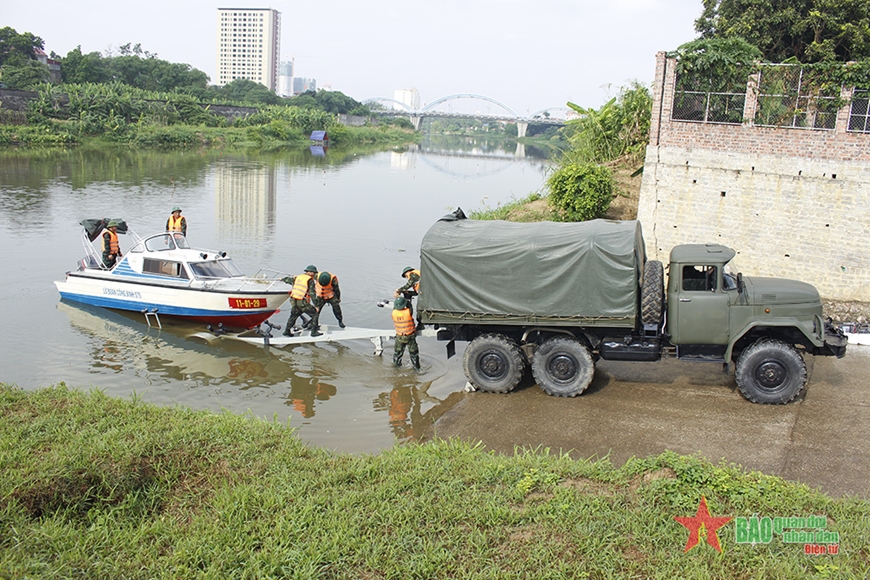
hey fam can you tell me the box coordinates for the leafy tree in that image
[0,60,50,89]
[0,27,49,89]
[60,46,108,84]
[313,90,370,115]
[669,37,764,92]
[217,78,280,105]
[0,27,43,66]
[285,91,318,109]
[696,0,870,62]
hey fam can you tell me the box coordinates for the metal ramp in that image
[198,324,396,355]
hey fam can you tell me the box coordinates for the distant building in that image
[393,88,420,111]
[293,77,316,95]
[33,48,62,84]
[277,59,293,97]
[216,8,281,91]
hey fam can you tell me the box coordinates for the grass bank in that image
[469,159,643,223]
[2,383,867,578]
[0,122,420,149]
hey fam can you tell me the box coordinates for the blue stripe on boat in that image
[58,291,267,318]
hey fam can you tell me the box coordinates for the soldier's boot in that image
[283,315,298,336]
[411,353,421,371]
[393,353,403,367]
[338,317,346,328]
[310,326,322,337]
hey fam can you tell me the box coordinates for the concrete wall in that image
[638,52,870,301]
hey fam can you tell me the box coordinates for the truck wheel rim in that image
[548,354,577,382]
[756,361,786,390]
[480,352,507,380]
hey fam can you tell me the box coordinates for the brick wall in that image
[638,52,870,301]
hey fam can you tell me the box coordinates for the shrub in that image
[547,162,614,221]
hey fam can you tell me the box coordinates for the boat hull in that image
[55,273,288,329]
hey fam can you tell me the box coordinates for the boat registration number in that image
[228,297,268,309]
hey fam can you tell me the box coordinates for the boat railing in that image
[197,269,290,293]
[78,227,142,271]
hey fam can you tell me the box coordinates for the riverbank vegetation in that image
[2,383,867,578]
[0,27,417,150]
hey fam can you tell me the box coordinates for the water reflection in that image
[2,141,548,452]
[58,300,290,387]
[214,158,277,262]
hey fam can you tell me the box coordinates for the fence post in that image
[743,68,760,126]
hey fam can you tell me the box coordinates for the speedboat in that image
[54,219,291,329]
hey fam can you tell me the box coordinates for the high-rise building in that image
[293,77,317,95]
[393,88,421,111]
[216,8,281,91]
[277,59,294,98]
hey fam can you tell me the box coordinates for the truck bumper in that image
[815,320,847,358]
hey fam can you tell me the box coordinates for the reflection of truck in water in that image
[418,211,846,404]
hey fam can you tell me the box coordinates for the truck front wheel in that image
[735,339,807,404]
[463,334,525,393]
[531,337,595,397]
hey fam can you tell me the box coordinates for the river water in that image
[0,138,550,452]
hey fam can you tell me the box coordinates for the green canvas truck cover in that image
[419,214,645,326]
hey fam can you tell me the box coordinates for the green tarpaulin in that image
[419,215,646,326]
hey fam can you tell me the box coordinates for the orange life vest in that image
[407,269,421,292]
[290,273,314,301]
[392,308,416,336]
[316,273,337,299]
[167,214,184,232]
[103,229,120,255]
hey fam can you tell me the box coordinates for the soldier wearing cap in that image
[393,266,422,329]
[166,206,187,236]
[281,265,322,337]
[102,220,122,268]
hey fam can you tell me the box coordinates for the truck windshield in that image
[722,263,739,291]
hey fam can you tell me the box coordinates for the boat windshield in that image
[190,258,244,279]
[172,233,190,249]
[143,234,179,252]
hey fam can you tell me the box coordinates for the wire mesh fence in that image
[754,65,838,129]
[848,90,870,133]
[671,90,745,124]
[671,64,852,131]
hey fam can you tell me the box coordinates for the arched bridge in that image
[363,94,569,137]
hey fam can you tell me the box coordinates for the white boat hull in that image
[55,271,288,329]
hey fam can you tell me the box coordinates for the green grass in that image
[469,192,554,222]
[1,383,868,579]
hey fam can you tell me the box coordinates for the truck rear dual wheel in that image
[735,339,807,404]
[463,334,525,393]
[531,337,595,397]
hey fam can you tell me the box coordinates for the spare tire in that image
[641,260,664,326]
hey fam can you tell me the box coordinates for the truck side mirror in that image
[737,272,745,294]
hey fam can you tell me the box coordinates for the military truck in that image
[418,211,846,404]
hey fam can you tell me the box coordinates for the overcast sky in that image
[6,0,701,114]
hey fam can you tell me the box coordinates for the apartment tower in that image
[216,8,281,91]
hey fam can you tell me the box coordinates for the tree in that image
[0,27,43,67]
[217,78,280,104]
[60,46,108,84]
[0,26,49,89]
[695,0,870,62]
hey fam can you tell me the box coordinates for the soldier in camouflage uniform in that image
[393,266,423,329]
[391,296,420,370]
[281,265,322,337]
[315,271,345,328]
